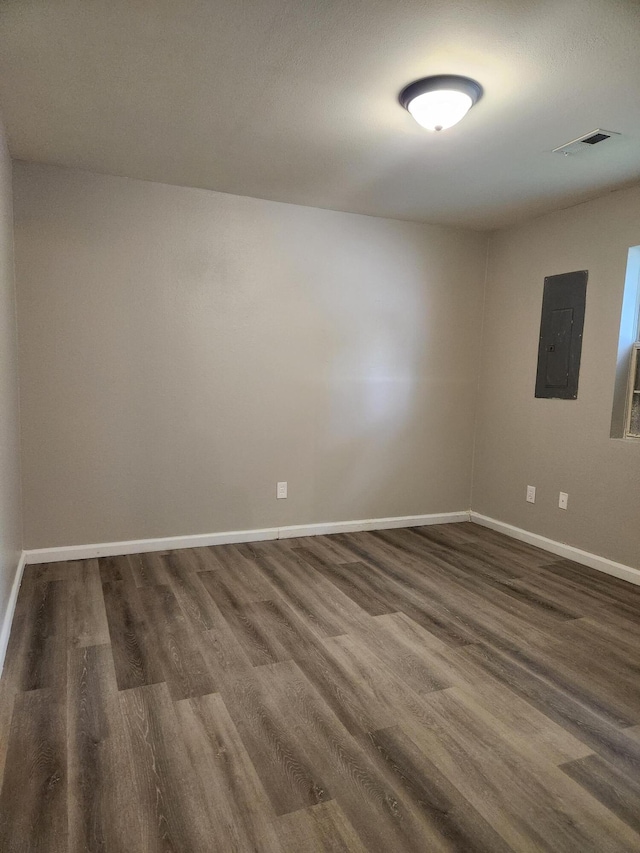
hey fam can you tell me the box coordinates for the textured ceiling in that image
[1,0,639,229]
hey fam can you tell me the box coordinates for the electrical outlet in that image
[559,491,568,510]
[526,485,536,504]
[276,481,288,499]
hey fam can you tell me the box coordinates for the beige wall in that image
[10,162,640,569]
[473,184,640,569]
[14,163,487,548]
[0,121,22,646]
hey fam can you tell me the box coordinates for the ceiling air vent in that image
[553,128,621,155]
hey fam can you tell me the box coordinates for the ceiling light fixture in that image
[399,75,483,132]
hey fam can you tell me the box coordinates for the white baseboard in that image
[0,551,26,678]
[23,511,471,565]
[25,527,280,565]
[277,512,470,540]
[470,512,640,587]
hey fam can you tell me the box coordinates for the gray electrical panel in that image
[535,270,587,399]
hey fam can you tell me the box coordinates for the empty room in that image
[1,1,640,850]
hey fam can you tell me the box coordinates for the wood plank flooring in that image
[1,522,640,851]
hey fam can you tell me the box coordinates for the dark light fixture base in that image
[399,75,483,111]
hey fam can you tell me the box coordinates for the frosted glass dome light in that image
[400,75,482,132]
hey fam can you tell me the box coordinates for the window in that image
[610,246,640,438]
[626,343,640,437]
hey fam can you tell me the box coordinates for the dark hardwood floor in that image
[1,522,640,851]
